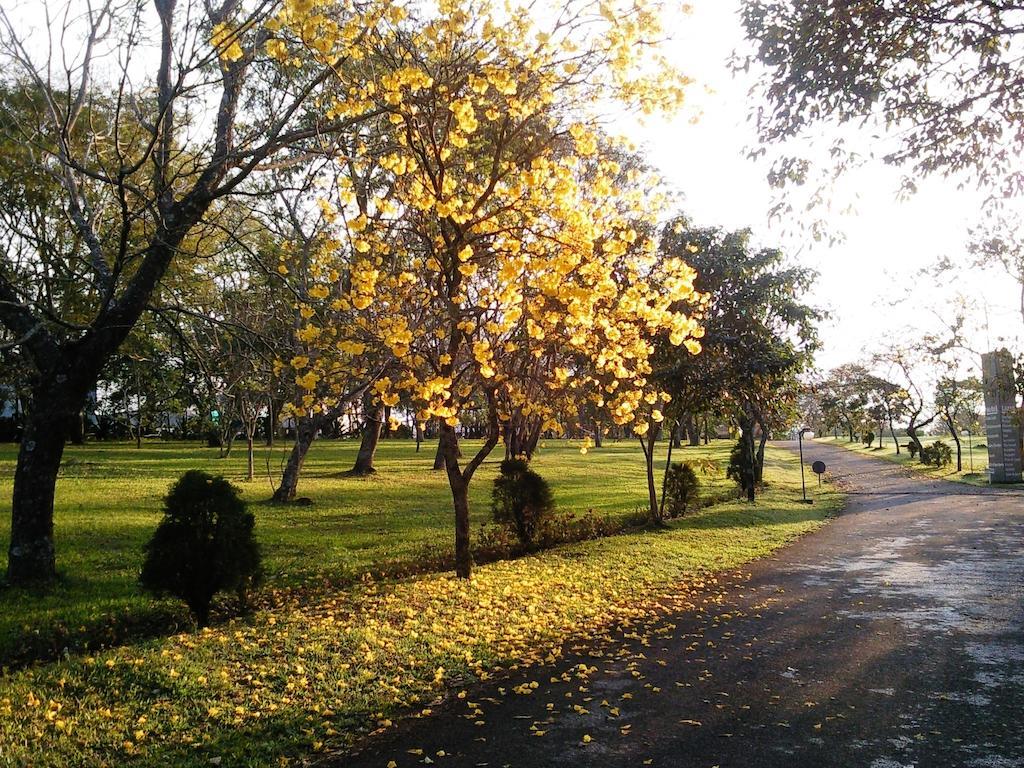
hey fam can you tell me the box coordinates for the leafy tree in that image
[966,214,1024,329]
[817,365,872,443]
[656,216,820,500]
[863,374,910,455]
[0,0,391,584]
[742,0,1024,200]
[284,2,700,577]
[875,342,936,456]
[934,376,983,472]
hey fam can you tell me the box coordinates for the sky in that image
[610,0,1023,379]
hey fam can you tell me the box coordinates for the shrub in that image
[491,458,555,546]
[863,431,875,447]
[920,440,953,467]
[140,470,262,627]
[726,438,754,493]
[906,442,920,459]
[663,462,700,517]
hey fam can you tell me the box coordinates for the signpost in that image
[812,460,826,487]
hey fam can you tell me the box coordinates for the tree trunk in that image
[755,430,768,484]
[906,414,934,457]
[671,421,682,448]
[67,409,85,445]
[890,419,900,454]
[640,429,660,523]
[351,402,383,475]
[593,420,603,448]
[246,433,255,482]
[440,425,472,578]
[433,436,446,470]
[907,426,922,456]
[687,415,700,446]
[523,419,543,460]
[266,397,282,447]
[414,419,423,452]
[222,430,235,459]
[946,414,962,472]
[739,414,757,501]
[7,393,73,585]
[658,421,677,521]
[272,415,319,503]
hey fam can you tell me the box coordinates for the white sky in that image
[611,0,1023,379]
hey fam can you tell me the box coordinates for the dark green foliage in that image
[491,458,555,546]
[726,438,754,494]
[140,470,262,627]
[906,442,920,459]
[920,440,953,467]
[664,462,700,517]
[863,431,875,447]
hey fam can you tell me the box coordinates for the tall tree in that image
[0,0,411,584]
[656,216,820,500]
[876,342,936,456]
[934,376,983,472]
[289,2,700,577]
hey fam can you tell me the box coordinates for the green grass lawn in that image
[0,443,839,767]
[0,437,739,663]
[814,433,1008,487]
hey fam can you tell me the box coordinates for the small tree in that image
[491,459,555,547]
[663,462,700,517]
[727,438,756,499]
[140,471,262,627]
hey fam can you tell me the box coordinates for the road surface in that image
[336,441,1024,768]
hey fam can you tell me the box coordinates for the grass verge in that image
[0,439,737,665]
[0,446,840,767]
[814,435,1019,488]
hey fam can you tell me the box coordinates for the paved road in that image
[338,442,1024,768]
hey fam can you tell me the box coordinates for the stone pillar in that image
[981,349,1022,483]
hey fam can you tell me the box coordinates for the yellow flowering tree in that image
[279,0,700,576]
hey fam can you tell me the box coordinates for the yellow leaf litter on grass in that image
[0,483,834,767]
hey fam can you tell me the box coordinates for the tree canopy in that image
[741,0,1024,200]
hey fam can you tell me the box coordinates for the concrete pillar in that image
[981,349,1022,483]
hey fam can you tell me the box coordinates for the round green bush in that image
[140,470,262,627]
[920,440,953,467]
[491,458,554,546]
